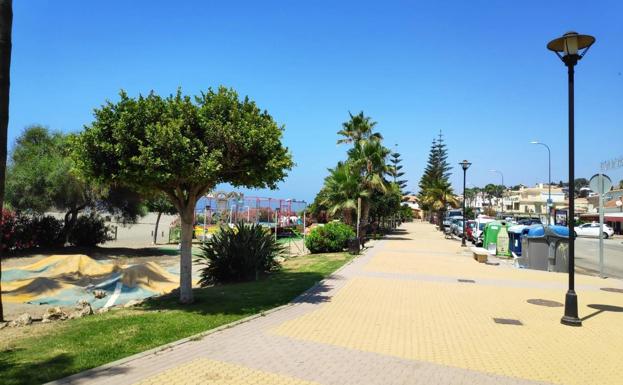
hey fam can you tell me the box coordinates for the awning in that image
[605,213,623,222]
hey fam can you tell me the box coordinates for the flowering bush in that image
[1,209,37,251]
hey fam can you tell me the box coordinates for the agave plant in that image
[196,222,283,285]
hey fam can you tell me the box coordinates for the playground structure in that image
[2,254,186,309]
[197,192,307,226]
[168,191,308,244]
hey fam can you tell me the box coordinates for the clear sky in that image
[9,1,623,202]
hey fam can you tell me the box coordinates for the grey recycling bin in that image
[521,225,549,271]
[544,225,569,273]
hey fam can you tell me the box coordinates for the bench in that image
[471,247,489,263]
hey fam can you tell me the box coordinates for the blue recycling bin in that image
[508,225,527,256]
[521,225,548,270]
[544,225,570,272]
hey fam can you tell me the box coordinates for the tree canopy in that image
[74,87,293,303]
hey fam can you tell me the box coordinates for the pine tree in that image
[418,131,453,220]
[388,150,409,194]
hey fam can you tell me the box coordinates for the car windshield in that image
[479,223,487,230]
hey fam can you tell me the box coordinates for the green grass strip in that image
[0,252,352,385]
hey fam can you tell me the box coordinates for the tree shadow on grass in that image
[142,270,332,316]
[0,350,129,385]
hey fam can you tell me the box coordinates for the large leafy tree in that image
[0,0,12,322]
[5,126,141,243]
[74,87,293,303]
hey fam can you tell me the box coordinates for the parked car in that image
[465,220,477,241]
[443,210,463,229]
[472,217,495,246]
[574,222,614,238]
[518,218,542,226]
[450,218,464,236]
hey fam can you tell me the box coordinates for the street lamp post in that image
[547,31,595,327]
[531,141,552,224]
[459,160,472,247]
[489,169,504,187]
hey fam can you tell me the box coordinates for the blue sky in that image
[9,1,623,202]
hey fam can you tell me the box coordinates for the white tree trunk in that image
[179,217,194,303]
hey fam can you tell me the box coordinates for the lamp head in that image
[547,31,595,65]
[459,160,472,171]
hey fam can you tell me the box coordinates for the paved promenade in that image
[52,222,623,385]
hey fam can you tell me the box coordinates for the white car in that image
[574,223,614,239]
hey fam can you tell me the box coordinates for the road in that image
[575,237,623,279]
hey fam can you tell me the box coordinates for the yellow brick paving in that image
[273,223,623,385]
[134,358,321,385]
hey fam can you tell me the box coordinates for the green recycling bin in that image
[482,221,511,257]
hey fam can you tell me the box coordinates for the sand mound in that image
[7,255,68,272]
[120,262,179,293]
[2,277,73,303]
[8,254,117,278]
[46,255,118,277]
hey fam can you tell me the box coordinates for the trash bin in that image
[508,225,527,256]
[544,225,569,273]
[348,237,360,254]
[522,225,549,271]
[483,221,511,257]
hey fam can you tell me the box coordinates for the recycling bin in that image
[508,225,527,256]
[521,225,549,271]
[544,225,569,273]
[483,221,511,257]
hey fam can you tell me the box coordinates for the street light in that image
[530,141,552,225]
[489,169,504,186]
[547,31,595,327]
[459,160,472,247]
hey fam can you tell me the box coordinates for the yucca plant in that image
[196,222,283,285]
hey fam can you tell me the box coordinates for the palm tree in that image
[337,111,383,145]
[321,161,367,225]
[348,140,390,235]
[0,0,12,322]
[421,179,459,230]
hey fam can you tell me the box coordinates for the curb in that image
[44,248,371,385]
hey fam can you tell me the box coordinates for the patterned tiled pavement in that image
[50,222,623,385]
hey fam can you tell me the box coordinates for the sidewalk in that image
[51,222,623,385]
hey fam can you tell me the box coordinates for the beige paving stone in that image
[132,358,320,385]
[53,222,623,385]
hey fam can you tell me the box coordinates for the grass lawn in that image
[0,252,352,385]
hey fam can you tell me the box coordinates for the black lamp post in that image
[459,160,472,247]
[547,31,595,327]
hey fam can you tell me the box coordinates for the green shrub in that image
[196,222,283,285]
[69,214,113,247]
[32,215,64,247]
[305,221,354,253]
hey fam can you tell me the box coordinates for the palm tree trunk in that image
[0,0,12,322]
